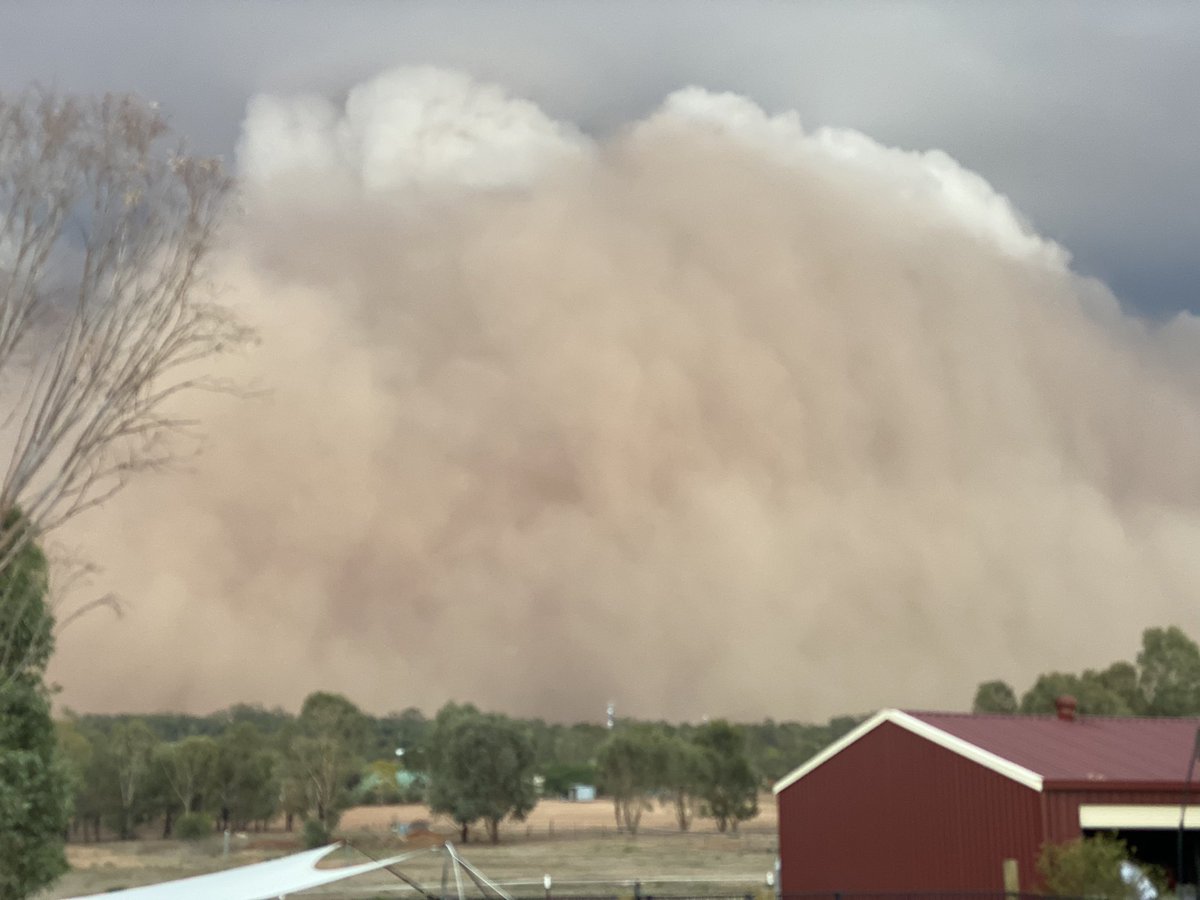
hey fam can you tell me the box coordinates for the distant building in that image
[568,784,596,802]
[774,699,1200,894]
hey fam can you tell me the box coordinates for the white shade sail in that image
[64,843,413,900]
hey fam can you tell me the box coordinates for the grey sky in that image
[2,1,1197,313]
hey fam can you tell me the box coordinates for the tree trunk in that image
[488,818,500,844]
[162,809,174,839]
[674,790,692,831]
[617,799,642,835]
[286,811,294,832]
[459,820,470,843]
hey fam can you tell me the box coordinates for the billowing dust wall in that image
[49,69,1200,720]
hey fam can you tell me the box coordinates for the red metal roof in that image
[908,710,1200,785]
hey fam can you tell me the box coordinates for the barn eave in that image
[771,708,1045,795]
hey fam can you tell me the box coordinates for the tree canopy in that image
[693,720,758,833]
[285,692,371,829]
[974,626,1200,717]
[596,726,667,835]
[660,733,705,832]
[1138,626,1200,715]
[428,707,537,843]
[0,519,69,897]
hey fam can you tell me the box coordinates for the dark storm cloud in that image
[2,1,1198,313]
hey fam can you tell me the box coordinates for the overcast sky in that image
[3,0,1197,317]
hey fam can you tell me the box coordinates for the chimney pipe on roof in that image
[1055,695,1078,722]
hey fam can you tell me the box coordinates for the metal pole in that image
[1178,727,1200,890]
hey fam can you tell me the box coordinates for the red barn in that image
[774,701,1200,894]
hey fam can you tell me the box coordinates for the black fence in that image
[496,893,1090,900]
[777,893,1087,900]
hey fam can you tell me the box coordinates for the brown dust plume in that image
[48,70,1200,721]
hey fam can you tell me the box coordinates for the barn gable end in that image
[774,708,1200,894]
[775,716,1045,893]
[773,709,1044,795]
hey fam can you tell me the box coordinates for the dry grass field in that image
[341,795,778,837]
[40,795,779,899]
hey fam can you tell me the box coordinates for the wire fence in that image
[316,892,1093,900]
[776,893,1086,900]
[487,894,1088,900]
[304,883,1097,900]
[511,823,777,841]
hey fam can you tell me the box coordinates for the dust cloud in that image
[48,68,1200,721]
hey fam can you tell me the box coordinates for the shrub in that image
[1038,833,1167,900]
[302,819,333,849]
[174,812,213,841]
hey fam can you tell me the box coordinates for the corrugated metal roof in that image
[908,710,1200,784]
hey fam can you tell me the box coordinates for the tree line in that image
[69,619,1200,852]
[973,625,1200,715]
[54,694,859,846]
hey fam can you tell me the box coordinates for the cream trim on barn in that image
[1080,804,1200,830]
[771,708,1045,795]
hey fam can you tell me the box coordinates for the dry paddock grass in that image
[40,796,779,899]
[340,795,778,836]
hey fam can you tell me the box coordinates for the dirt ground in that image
[41,795,779,899]
[341,794,778,837]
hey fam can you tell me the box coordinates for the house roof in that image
[773,708,1200,795]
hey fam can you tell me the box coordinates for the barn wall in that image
[776,722,1044,894]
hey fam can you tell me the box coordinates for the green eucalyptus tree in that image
[428,707,537,844]
[0,517,70,897]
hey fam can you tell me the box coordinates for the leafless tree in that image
[0,88,252,678]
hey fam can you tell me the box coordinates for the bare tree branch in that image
[0,88,252,683]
